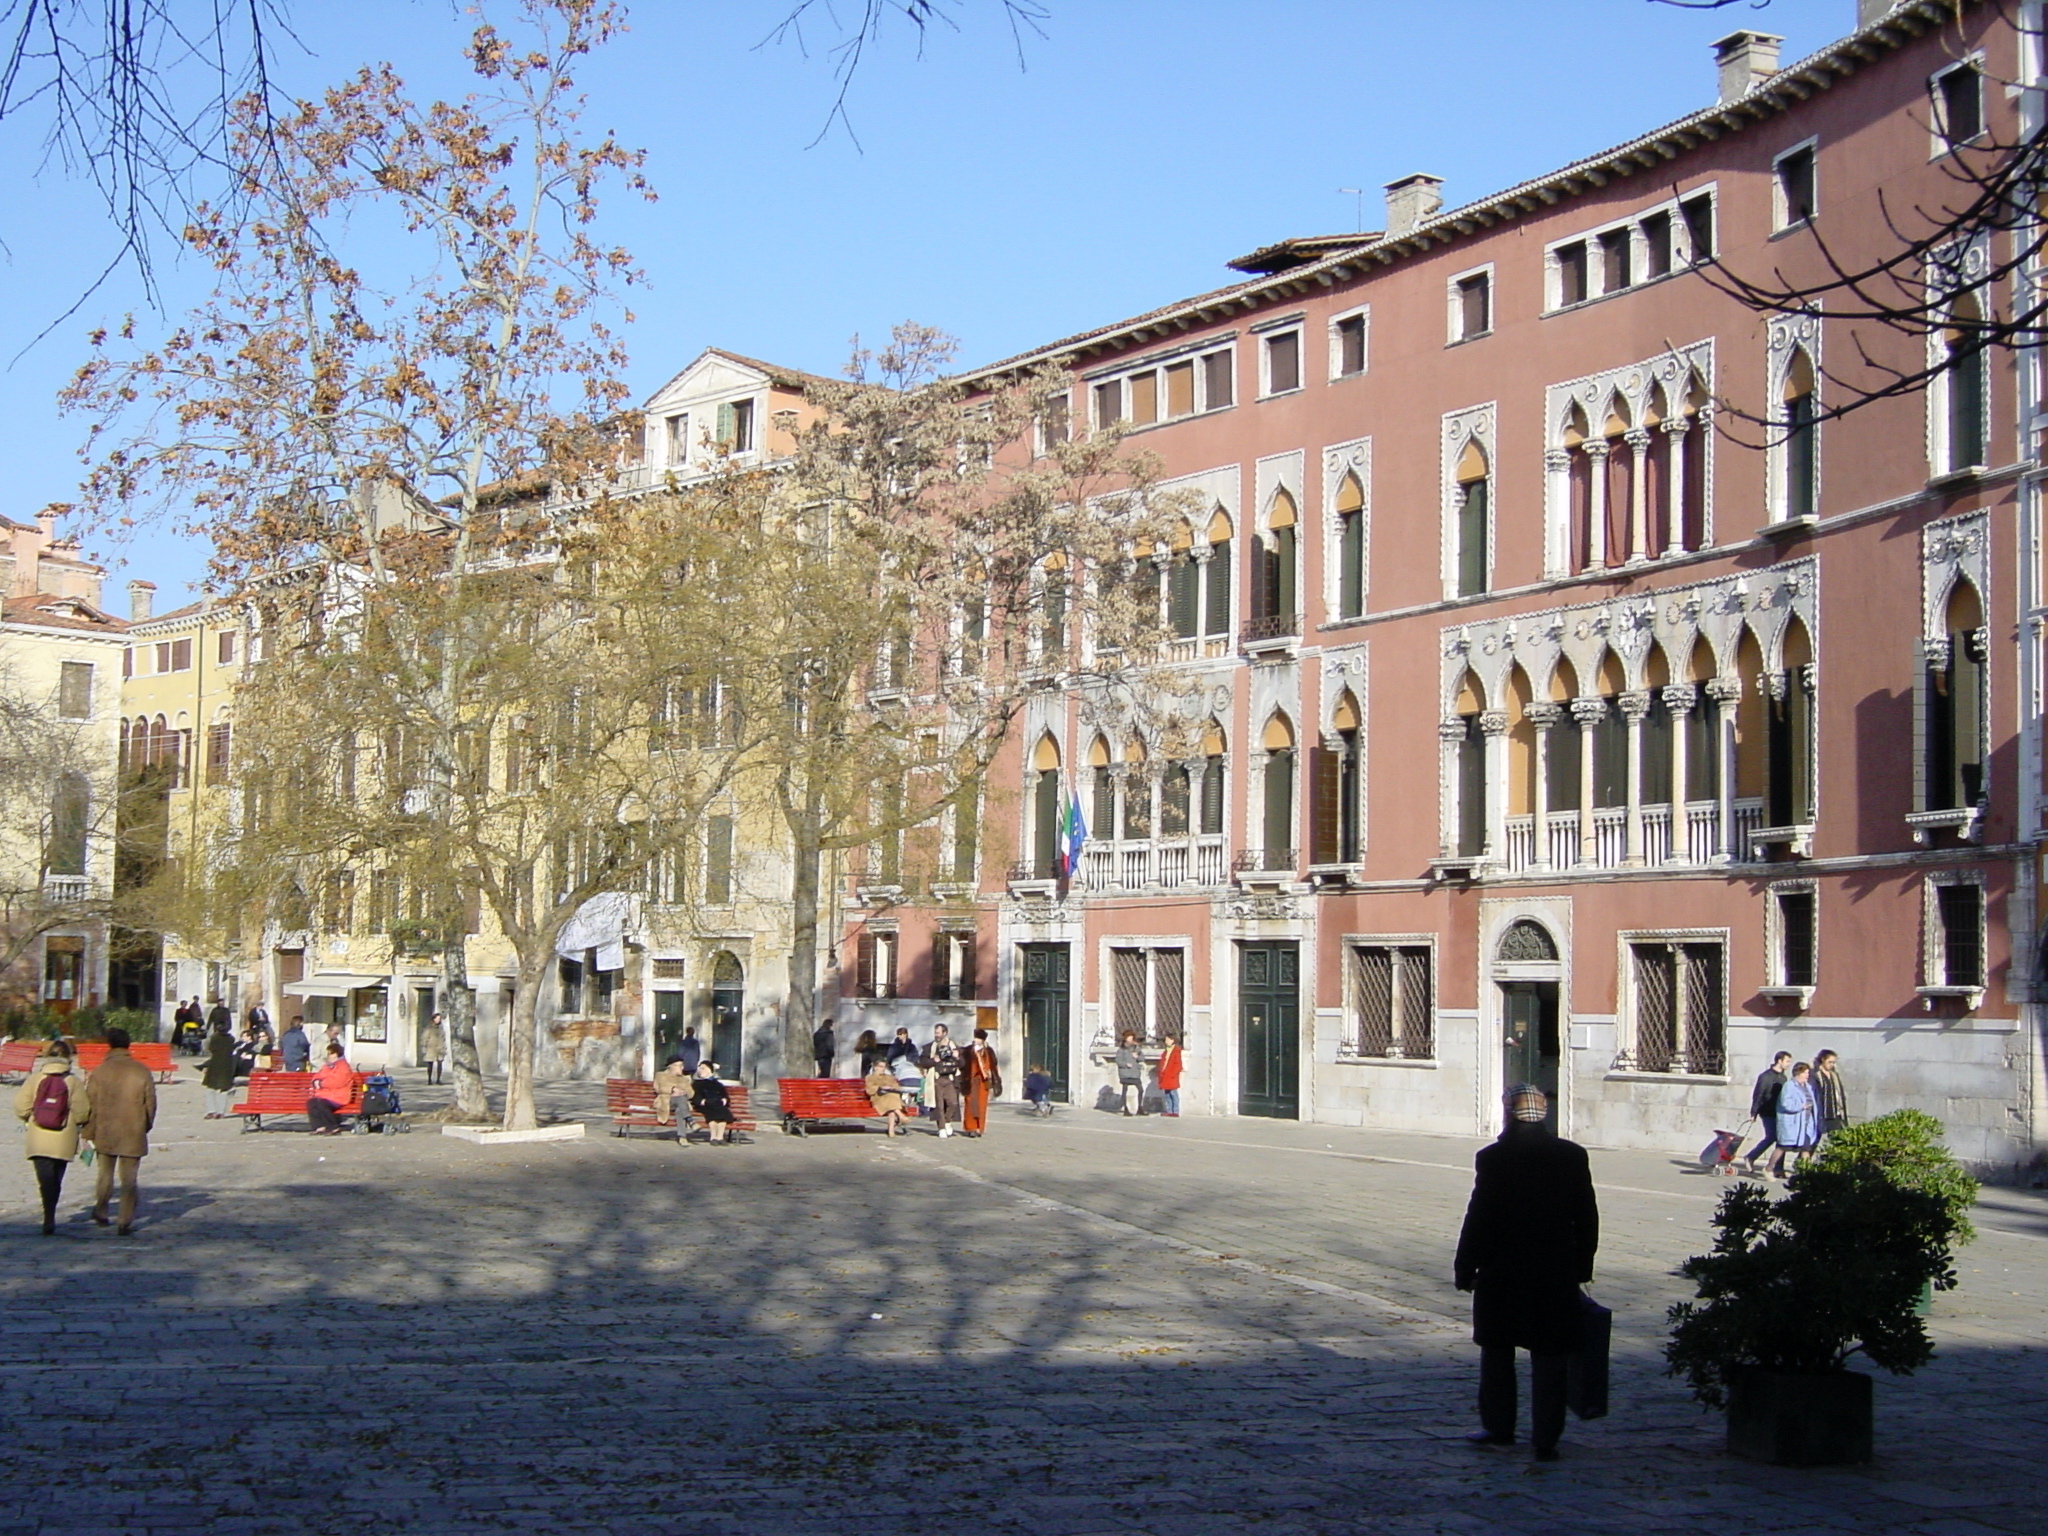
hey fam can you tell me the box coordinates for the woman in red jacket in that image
[1157,1034,1184,1118]
[307,1043,355,1135]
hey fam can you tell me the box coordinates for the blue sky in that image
[0,0,1847,608]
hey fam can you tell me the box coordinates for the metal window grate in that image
[1353,947,1394,1056]
[1632,944,1678,1073]
[1112,947,1148,1039]
[1153,950,1184,1042]
[1680,943,1726,1075]
[1398,947,1434,1058]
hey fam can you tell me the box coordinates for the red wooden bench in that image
[606,1078,671,1137]
[232,1070,366,1131]
[72,1041,108,1073]
[129,1042,177,1083]
[776,1077,889,1136]
[0,1040,44,1081]
[607,1078,756,1140]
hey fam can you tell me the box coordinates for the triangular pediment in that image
[642,350,775,414]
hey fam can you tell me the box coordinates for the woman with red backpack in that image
[13,1039,91,1235]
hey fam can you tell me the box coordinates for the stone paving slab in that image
[0,1073,2039,1535]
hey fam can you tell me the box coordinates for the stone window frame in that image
[1919,868,1987,1006]
[1339,932,1437,1063]
[1322,437,1371,624]
[1765,310,1822,526]
[1327,303,1370,381]
[1761,878,1819,1009]
[1440,403,1496,602]
[1614,926,1731,1080]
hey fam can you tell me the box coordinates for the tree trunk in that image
[440,935,489,1121]
[784,798,823,1079]
[501,944,551,1131]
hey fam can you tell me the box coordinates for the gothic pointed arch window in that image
[1030,734,1063,878]
[1200,722,1227,837]
[1926,577,1988,814]
[1937,288,1989,474]
[1088,735,1116,843]
[1778,346,1819,521]
[1334,471,1366,619]
[1252,489,1299,638]
[1453,440,1490,597]
[1203,508,1233,641]
[1258,713,1296,869]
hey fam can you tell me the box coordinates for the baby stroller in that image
[1698,1126,1744,1177]
[354,1071,408,1135]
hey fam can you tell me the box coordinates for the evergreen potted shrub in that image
[1664,1160,1964,1466]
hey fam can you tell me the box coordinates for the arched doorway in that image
[709,951,744,1078]
[1494,919,1562,1129]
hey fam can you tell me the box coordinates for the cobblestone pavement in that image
[3,1072,2043,1535]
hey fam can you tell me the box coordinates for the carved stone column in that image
[1705,677,1742,860]
[1526,701,1563,870]
[1582,441,1611,569]
[1663,682,1698,862]
[1625,428,1653,562]
[1663,416,1693,552]
[1543,448,1573,577]
[1618,689,1652,865]
[1572,696,1608,865]
[1439,717,1468,858]
[1480,710,1510,861]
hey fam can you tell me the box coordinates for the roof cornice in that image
[961,0,1958,384]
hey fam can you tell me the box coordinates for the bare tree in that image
[0,0,287,310]
[64,0,652,1129]
[1657,0,2037,427]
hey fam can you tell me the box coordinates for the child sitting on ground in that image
[1022,1064,1054,1116]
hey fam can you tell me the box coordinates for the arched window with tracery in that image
[1203,509,1233,642]
[1937,289,1988,474]
[1453,441,1490,597]
[1334,472,1365,619]
[1926,579,1987,814]
[1030,735,1062,878]
[1257,714,1296,869]
[1250,490,1299,639]
[1778,346,1819,521]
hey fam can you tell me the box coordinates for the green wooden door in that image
[1019,943,1071,1102]
[1499,981,1560,1128]
[1237,942,1299,1119]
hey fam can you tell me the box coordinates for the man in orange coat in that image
[960,1028,1002,1139]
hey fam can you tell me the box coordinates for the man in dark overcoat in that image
[1453,1084,1599,1461]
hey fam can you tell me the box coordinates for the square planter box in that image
[1727,1367,1872,1466]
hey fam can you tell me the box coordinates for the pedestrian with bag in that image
[1453,1084,1600,1463]
[1773,1061,1820,1178]
[1741,1050,1791,1176]
[201,1025,238,1118]
[1812,1049,1850,1140]
[961,1027,1002,1138]
[14,1039,91,1236]
[1114,1031,1145,1116]
[84,1027,155,1235]
[925,1023,963,1138]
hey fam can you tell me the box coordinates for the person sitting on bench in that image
[307,1043,355,1135]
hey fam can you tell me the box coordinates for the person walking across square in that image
[1157,1034,1184,1118]
[1773,1062,1820,1178]
[15,1039,91,1235]
[85,1028,156,1235]
[200,1025,238,1118]
[1742,1051,1791,1175]
[961,1028,1002,1139]
[812,1019,837,1079]
[925,1023,963,1138]
[1454,1084,1599,1463]
[1812,1049,1850,1141]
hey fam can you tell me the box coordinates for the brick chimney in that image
[1383,173,1445,240]
[128,579,155,622]
[1716,31,1783,103]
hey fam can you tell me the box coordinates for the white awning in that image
[281,972,390,999]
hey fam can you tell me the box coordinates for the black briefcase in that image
[1567,1293,1611,1421]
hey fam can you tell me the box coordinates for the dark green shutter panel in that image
[1034,770,1061,877]
[1201,761,1224,835]
[715,401,736,448]
[1169,555,1199,638]
[1458,720,1486,856]
[1339,512,1363,617]
[1204,539,1231,637]
[1263,749,1294,861]
[1275,524,1297,621]
[1092,770,1115,842]
[1308,746,1340,865]
[1458,481,1488,597]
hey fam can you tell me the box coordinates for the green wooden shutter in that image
[1308,746,1340,865]
[1169,555,1199,637]
[1458,481,1488,597]
[1339,512,1363,618]
[715,401,736,448]
[855,932,877,998]
[1276,524,1297,621]
[1263,749,1295,861]
[1201,759,1225,835]
[706,814,734,903]
[1204,539,1231,637]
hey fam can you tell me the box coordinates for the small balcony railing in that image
[1238,612,1301,646]
[1232,846,1297,875]
[41,875,89,904]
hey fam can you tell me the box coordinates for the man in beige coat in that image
[85,1027,156,1234]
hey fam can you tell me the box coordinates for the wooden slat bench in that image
[129,1042,177,1083]
[776,1077,888,1136]
[0,1039,44,1081]
[72,1041,108,1073]
[232,1070,366,1131]
[607,1078,756,1140]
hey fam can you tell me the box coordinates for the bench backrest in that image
[73,1041,108,1072]
[129,1042,173,1072]
[0,1040,44,1072]
[237,1070,366,1110]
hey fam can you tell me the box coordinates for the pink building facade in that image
[838,0,2045,1172]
